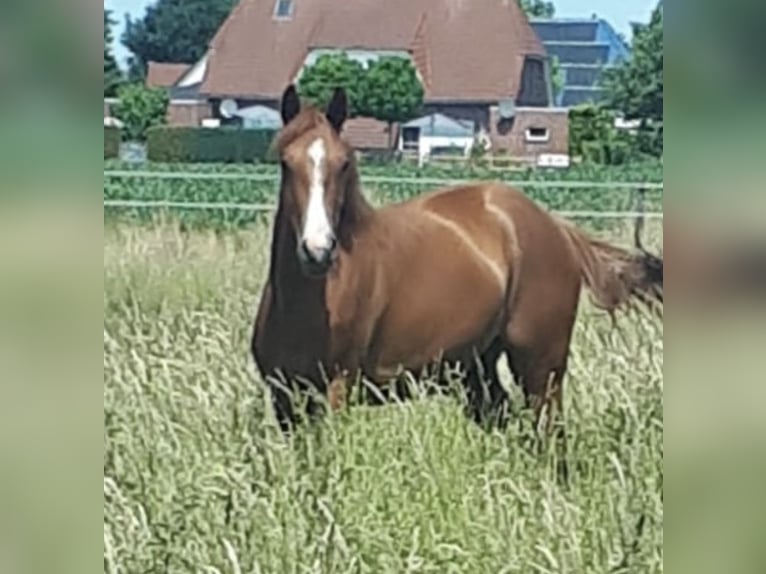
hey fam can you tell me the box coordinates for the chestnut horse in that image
[251,85,663,436]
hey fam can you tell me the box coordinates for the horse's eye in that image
[280,160,289,171]
[340,159,350,173]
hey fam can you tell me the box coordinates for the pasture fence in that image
[103,170,663,241]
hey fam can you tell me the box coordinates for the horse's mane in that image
[273,108,330,154]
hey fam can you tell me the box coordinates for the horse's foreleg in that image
[267,370,328,434]
[327,372,350,413]
[267,375,297,435]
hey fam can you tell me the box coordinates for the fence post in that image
[634,185,647,250]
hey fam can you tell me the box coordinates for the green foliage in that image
[114,84,169,142]
[358,57,424,128]
[298,54,365,116]
[297,55,424,149]
[518,0,556,18]
[602,3,663,156]
[104,161,662,229]
[104,127,121,159]
[146,127,277,163]
[104,9,122,97]
[468,138,490,166]
[122,0,236,80]
[568,104,633,165]
[550,56,565,103]
[104,223,663,572]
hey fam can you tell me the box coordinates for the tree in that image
[550,55,565,104]
[113,84,169,142]
[518,0,555,19]
[104,9,122,97]
[602,2,663,156]
[568,104,634,165]
[358,57,424,149]
[122,0,236,80]
[297,54,366,116]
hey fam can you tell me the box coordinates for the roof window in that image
[274,0,294,19]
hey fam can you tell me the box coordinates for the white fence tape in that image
[103,171,663,219]
[103,199,663,220]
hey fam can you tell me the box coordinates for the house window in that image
[402,127,420,151]
[525,127,550,143]
[274,0,294,19]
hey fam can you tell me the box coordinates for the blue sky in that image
[105,0,658,68]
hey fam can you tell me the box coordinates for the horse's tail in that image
[559,221,663,315]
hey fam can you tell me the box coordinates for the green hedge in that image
[105,158,663,183]
[569,105,649,166]
[104,127,121,159]
[104,161,663,231]
[146,127,277,163]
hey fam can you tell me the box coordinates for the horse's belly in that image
[370,264,505,376]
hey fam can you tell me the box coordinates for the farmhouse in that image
[144,0,570,162]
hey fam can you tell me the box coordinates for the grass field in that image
[103,218,663,574]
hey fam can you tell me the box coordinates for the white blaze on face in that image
[302,138,334,256]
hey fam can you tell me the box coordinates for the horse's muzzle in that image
[298,237,338,275]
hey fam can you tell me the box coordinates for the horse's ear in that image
[281,85,301,125]
[326,87,348,133]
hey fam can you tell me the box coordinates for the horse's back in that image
[481,184,583,354]
[414,182,582,351]
[362,184,519,374]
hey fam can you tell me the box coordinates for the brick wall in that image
[489,107,569,158]
[104,99,213,127]
[166,102,213,127]
[422,103,569,160]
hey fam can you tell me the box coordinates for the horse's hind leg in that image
[509,355,570,482]
[518,362,567,435]
[464,338,509,430]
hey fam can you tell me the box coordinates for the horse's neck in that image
[269,208,327,312]
[267,174,373,308]
[267,210,331,368]
[338,176,374,248]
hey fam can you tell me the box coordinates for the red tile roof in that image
[200,0,545,102]
[146,62,192,89]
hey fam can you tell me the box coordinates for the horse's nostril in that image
[300,238,335,267]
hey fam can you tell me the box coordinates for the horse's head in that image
[275,84,354,276]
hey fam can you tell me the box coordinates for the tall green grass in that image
[104,223,663,573]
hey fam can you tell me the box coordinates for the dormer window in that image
[274,0,294,19]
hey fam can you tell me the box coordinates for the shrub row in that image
[146,127,278,163]
[104,127,121,159]
[105,158,663,183]
[104,167,662,231]
[568,105,657,166]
